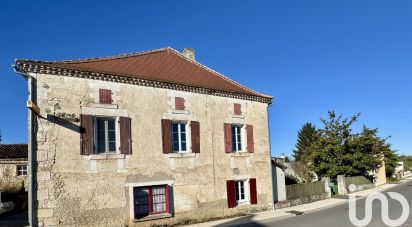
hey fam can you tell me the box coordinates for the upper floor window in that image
[172,122,187,153]
[17,165,27,176]
[96,117,116,153]
[232,125,242,152]
[99,89,112,104]
[80,115,132,155]
[175,97,185,110]
[234,103,242,115]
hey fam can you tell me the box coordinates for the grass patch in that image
[387,177,400,184]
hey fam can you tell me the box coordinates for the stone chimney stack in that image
[182,48,195,61]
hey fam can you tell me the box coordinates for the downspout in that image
[13,64,35,227]
[266,100,274,209]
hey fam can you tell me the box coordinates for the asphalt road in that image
[220,180,412,227]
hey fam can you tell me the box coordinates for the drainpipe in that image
[266,100,274,209]
[13,64,35,227]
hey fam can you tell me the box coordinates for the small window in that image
[99,89,112,104]
[232,125,242,152]
[96,117,117,153]
[234,103,242,115]
[172,122,187,153]
[134,185,170,219]
[17,165,27,176]
[175,97,185,110]
[235,180,246,203]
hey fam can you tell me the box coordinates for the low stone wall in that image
[274,192,329,209]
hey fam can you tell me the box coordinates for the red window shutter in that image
[99,89,112,104]
[165,185,171,214]
[246,125,254,153]
[148,187,153,214]
[226,180,236,208]
[249,178,257,205]
[120,117,132,155]
[224,123,232,153]
[161,119,173,154]
[175,97,185,110]
[234,103,242,115]
[191,121,200,153]
[80,114,94,155]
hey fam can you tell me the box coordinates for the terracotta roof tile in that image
[16,47,271,99]
[0,144,28,159]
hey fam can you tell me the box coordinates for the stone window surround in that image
[232,176,251,207]
[126,180,175,221]
[81,106,129,164]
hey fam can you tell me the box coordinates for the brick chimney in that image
[182,48,195,61]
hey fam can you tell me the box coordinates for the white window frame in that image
[235,180,247,203]
[172,121,189,153]
[232,124,245,152]
[17,165,27,176]
[94,116,118,154]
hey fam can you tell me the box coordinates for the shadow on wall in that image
[214,214,265,227]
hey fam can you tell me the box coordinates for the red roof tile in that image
[16,47,271,99]
[0,144,28,159]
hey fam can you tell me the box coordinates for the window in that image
[172,122,187,153]
[232,125,242,152]
[96,117,117,153]
[235,181,246,203]
[99,89,112,104]
[134,185,170,219]
[234,103,242,115]
[17,165,27,176]
[175,97,185,110]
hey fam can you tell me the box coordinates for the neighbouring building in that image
[14,47,274,226]
[271,158,287,203]
[0,144,28,191]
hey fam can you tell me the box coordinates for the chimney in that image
[182,48,195,61]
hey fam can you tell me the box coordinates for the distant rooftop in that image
[0,144,28,159]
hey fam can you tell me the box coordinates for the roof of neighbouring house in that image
[271,159,288,170]
[0,144,28,159]
[15,47,272,103]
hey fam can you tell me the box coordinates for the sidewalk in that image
[184,179,411,227]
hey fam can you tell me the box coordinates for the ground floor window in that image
[16,165,27,176]
[235,180,246,203]
[134,185,170,219]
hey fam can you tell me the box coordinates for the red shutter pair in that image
[80,115,132,155]
[161,120,200,154]
[175,97,185,110]
[99,89,112,104]
[234,103,242,115]
[226,178,257,208]
[224,124,254,153]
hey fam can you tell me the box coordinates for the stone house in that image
[14,47,274,226]
[0,144,28,192]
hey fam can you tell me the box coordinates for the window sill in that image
[230,152,250,157]
[85,153,126,160]
[231,114,245,119]
[133,213,172,222]
[93,103,118,109]
[167,153,197,158]
[171,109,190,115]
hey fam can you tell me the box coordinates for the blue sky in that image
[1,0,411,156]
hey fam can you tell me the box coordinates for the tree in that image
[311,111,385,177]
[0,129,2,143]
[382,142,398,177]
[293,123,317,162]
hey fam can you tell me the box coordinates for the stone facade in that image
[29,71,273,226]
